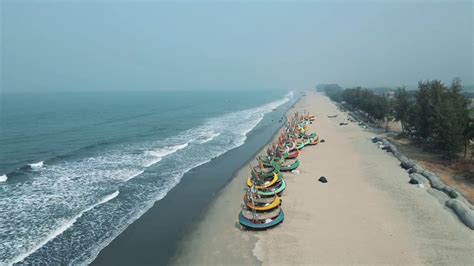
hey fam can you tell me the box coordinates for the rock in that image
[320,139,325,143]
[418,184,425,189]
[318,176,328,183]
[409,178,419,185]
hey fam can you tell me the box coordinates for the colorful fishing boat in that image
[244,194,281,211]
[246,172,282,189]
[256,179,286,196]
[259,156,284,167]
[239,207,284,230]
[252,161,279,179]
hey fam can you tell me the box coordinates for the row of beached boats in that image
[239,111,318,230]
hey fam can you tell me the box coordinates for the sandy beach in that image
[171,91,474,265]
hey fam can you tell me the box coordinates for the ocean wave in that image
[143,143,189,167]
[9,191,119,265]
[29,161,44,170]
[123,170,145,182]
[192,131,220,144]
[0,174,7,182]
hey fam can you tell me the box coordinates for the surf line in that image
[9,191,120,264]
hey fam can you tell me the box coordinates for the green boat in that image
[279,159,300,171]
[257,179,286,196]
[239,208,284,230]
[252,160,280,179]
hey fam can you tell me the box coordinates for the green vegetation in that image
[340,87,389,121]
[316,84,343,102]
[320,79,473,158]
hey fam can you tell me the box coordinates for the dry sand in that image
[171,91,474,265]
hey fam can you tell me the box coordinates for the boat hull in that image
[247,173,283,188]
[245,196,281,211]
[257,179,286,196]
[239,209,285,230]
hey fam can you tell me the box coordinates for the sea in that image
[0,90,298,264]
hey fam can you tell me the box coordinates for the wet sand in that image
[172,91,474,265]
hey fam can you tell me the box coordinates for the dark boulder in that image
[408,178,419,185]
[318,176,328,183]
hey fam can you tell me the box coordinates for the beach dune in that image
[172,92,474,265]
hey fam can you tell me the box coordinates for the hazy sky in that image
[1,0,473,92]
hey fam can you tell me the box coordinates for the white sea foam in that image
[9,191,119,265]
[0,174,7,182]
[29,161,44,170]
[193,131,220,144]
[123,170,145,182]
[143,143,189,167]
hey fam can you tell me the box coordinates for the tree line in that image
[318,79,474,158]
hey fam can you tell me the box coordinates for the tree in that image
[414,81,437,139]
[430,79,470,157]
[393,87,412,133]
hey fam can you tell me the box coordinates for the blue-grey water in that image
[0,90,295,264]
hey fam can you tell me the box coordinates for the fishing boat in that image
[246,172,282,189]
[244,194,281,211]
[252,161,280,179]
[239,207,284,230]
[239,180,285,230]
[258,156,284,167]
[256,179,286,196]
[279,159,300,172]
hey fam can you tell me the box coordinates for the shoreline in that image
[172,91,474,265]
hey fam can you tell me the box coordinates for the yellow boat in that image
[246,172,279,189]
[245,196,281,211]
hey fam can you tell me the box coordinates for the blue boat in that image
[239,208,285,230]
